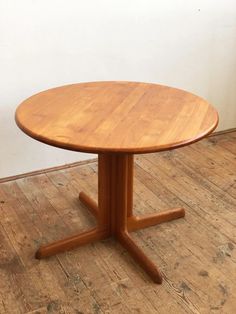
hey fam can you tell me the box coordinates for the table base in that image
[35,154,185,284]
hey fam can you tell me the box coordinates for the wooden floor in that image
[0,132,236,314]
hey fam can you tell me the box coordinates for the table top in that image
[15,81,219,154]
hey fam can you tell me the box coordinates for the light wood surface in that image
[0,132,236,313]
[15,81,218,154]
[14,81,219,284]
[35,153,184,283]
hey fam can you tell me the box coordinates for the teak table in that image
[15,81,218,284]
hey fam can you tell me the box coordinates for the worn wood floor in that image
[0,132,236,314]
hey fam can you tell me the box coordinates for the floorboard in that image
[0,132,235,314]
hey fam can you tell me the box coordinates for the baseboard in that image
[209,127,236,137]
[0,128,235,184]
[0,158,98,184]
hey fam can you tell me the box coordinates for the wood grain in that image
[34,152,186,283]
[0,132,236,312]
[15,81,218,154]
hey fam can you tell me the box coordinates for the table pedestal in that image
[35,154,185,284]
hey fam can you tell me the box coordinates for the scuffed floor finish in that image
[0,132,236,313]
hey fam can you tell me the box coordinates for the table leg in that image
[105,154,162,283]
[79,191,98,218]
[127,154,133,217]
[127,208,185,232]
[36,153,185,284]
[35,228,109,259]
[78,154,133,218]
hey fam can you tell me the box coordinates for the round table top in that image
[15,81,219,154]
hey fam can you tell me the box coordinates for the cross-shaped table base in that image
[35,154,185,284]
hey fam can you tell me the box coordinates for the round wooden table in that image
[15,81,219,284]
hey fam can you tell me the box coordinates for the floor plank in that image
[0,132,236,313]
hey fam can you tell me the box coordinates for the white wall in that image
[1,0,236,178]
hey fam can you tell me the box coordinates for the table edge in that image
[15,110,219,155]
